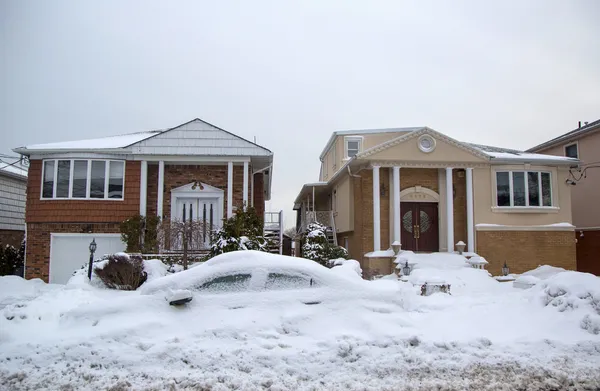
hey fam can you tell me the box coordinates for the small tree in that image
[209,206,271,257]
[120,214,160,253]
[0,240,25,276]
[301,222,348,266]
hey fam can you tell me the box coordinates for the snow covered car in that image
[140,251,399,307]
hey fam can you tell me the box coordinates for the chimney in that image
[578,121,581,128]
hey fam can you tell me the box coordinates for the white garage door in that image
[49,233,126,284]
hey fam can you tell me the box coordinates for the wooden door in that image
[400,202,439,252]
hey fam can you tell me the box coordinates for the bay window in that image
[41,159,125,200]
[496,171,552,207]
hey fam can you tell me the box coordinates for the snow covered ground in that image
[1,252,600,390]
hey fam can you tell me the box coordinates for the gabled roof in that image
[527,119,600,152]
[0,160,28,180]
[319,127,422,160]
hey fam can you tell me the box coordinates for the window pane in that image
[72,160,88,198]
[513,172,526,206]
[56,160,71,198]
[527,172,540,206]
[42,161,55,198]
[565,144,578,159]
[541,173,552,206]
[196,274,252,293]
[108,161,124,199]
[90,161,106,199]
[496,172,510,206]
[347,140,360,157]
[265,272,316,291]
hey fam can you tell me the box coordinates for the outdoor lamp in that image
[502,262,509,276]
[88,239,97,280]
[402,261,411,276]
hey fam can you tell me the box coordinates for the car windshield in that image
[196,273,252,293]
[264,272,318,291]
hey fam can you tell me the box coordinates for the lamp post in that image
[502,262,509,277]
[88,239,97,280]
[402,261,411,276]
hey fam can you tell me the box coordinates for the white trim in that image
[170,182,224,225]
[494,170,554,208]
[131,155,252,163]
[576,226,600,231]
[393,166,400,246]
[466,168,474,253]
[50,232,124,237]
[564,141,579,159]
[68,160,74,198]
[52,160,58,198]
[476,224,575,232]
[445,167,454,252]
[227,161,233,218]
[250,171,254,207]
[491,206,560,213]
[140,160,148,216]
[157,161,164,219]
[372,165,381,251]
[344,136,363,159]
[399,186,440,202]
[243,161,249,210]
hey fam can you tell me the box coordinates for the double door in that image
[400,202,439,252]
[175,197,220,249]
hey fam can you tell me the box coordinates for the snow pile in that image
[329,258,362,279]
[534,271,600,334]
[143,258,169,282]
[522,265,567,280]
[0,276,56,310]
[513,274,540,289]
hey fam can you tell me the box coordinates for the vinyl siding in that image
[0,174,27,230]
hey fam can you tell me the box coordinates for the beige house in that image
[294,127,579,278]
[528,119,600,275]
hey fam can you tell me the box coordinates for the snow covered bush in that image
[0,240,24,277]
[208,206,271,257]
[302,222,348,266]
[94,253,148,290]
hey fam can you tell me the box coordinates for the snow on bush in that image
[534,271,600,334]
[209,206,271,257]
[93,252,148,290]
[328,258,362,279]
[302,222,348,266]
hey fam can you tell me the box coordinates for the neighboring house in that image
[14,118,273,284]
[0,161,28,248]
[294,127,579,278]
[527,119,600,275]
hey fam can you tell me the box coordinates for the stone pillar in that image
[392,166,401,246]
[157,161,164,219]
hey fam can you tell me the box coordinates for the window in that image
[41,159,125,200]
[196,273,252,293]
[496,171,552,207]
[345,137,362,158]
[264,272,317,290]
[565,143,578,159]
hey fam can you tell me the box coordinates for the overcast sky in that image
[1,0,599,228]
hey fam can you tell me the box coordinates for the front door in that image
[400,202,439,252]
[175,197,220,249]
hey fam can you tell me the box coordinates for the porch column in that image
[372,165,381,252]
[312,186,315,212]
[445,167,454,252]
[392,166,401,246]
[157,161,164,219]
[227,161,233,218]
[466,167,475,253]
[139,160,147,216]
[243,161,249,210]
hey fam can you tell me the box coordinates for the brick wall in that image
[0,229,24,248]
[253,173,265,219]
[477,230,576,275]
[25,160,141,223]
[576,229,600,276]
[25,222,121,281]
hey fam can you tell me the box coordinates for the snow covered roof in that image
[467,143,579,164]
[0,161,28,180]
[18,131,162,151]
[527,119,600,153]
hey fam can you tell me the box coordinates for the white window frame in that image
[41,159,126,201]
[494,170,553,209]
[344,136,363,159]
[564,142,578,159]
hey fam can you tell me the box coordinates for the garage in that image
[49,233,126,284]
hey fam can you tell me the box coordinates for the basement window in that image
[41,159,125,200]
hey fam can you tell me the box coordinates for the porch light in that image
[402,261,411,276]
[502,262,510,276]
[88,239,97,280]
[455,241,466,255]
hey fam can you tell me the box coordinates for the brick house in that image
[527,119,600,275]
[294,127,579,278]
[14,118,273,283]
[0,161,28,248]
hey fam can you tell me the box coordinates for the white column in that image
[466,167,475,253]
[139,161,148,216]
[445,167,454,252]
[250,170,255,207]
[243,161,249,210]
[372,166,381,252]
[392,166,401,246]
[227,161,233,218]
[312,186,315,212]
[157,161,164,219]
